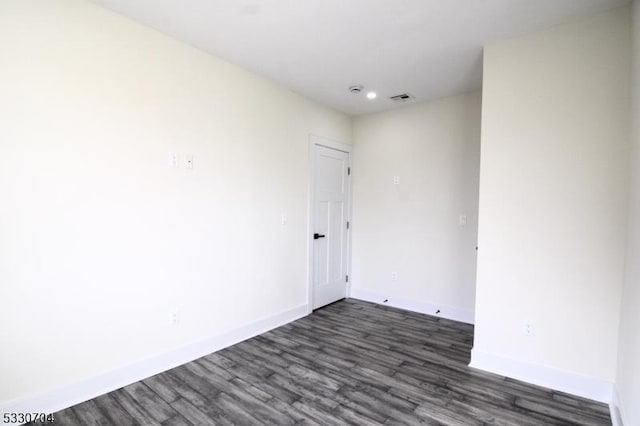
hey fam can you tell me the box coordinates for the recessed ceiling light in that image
[366,91,377,99]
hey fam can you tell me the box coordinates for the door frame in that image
[307,134,353,314]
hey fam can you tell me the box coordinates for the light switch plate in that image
[184,153,194,169]
[169,152,179,168]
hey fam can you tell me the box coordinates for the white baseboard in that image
[350,288,475,324]
[610,386,624,426]
[0,304,308,418]
[470,349,614,404]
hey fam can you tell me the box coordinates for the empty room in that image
[1,0,639,425]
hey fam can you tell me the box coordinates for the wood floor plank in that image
[226,365,302,404]
[229,376,273,402]
[290,398,349,426]
[121,381,177,423]
[514,396,609,426]
[551,391,611,419]
[152,367,215,410]
[70,400,113,426]
[209,378,297,425]
[169,397,217,426]
[167,365,222,401]
[413,401,485,426]
[264,396,317,424]
[338,386,423,425]
[46,408,82,425]
[50,299,611,425]
[110,388,164,426]
[332,403,387,426]
[268,372,344,410]
[93,393,138,426]
[142,374,182,405]
[446,398,556,426]
[213,392,266,425]
[277,347,390,391]
[160,415,193,426]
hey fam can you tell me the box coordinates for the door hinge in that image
[346,221,350,229]
[346,275,349,283]
[347,167,351,176]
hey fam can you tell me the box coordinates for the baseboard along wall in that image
[0,304,308,418]
[349,288,475,324]
[609,386,625,426]
[469,349,614,404]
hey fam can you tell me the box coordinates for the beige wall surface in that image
[616,1,640,424]
[0,0,350,404]
[351,92,482,319]
[474,6,631,384]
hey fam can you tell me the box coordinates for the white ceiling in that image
[90,0,629,116]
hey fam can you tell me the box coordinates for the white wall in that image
[351,92,482,323]
[473,6,631,401]
[615,1,640,424]
[0,0,350,408]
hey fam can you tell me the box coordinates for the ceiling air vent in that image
[389,93,414,102]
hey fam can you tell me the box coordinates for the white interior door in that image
[312,144,350,310]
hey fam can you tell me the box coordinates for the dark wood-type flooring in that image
[46,299,611,425]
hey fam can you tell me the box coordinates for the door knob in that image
[314,233,326,240]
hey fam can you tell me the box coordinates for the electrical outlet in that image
[393,175,400,185]
[524,322,534,337]
[391,271,398,281]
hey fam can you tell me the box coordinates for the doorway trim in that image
[307,134,353,314]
